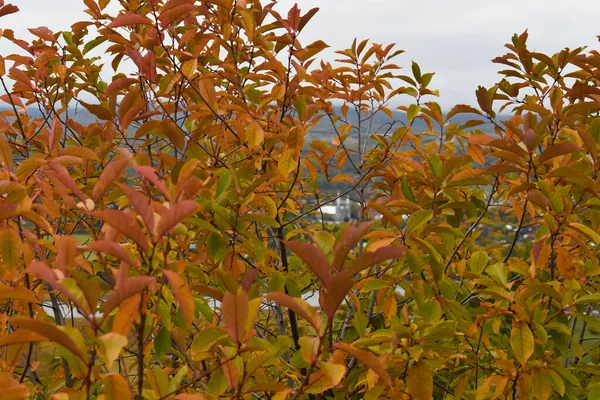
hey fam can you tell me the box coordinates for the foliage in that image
[0,1,599,399]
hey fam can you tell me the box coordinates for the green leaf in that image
[406,210,433,236]
[468,251,489,274]
[154,327,170,358]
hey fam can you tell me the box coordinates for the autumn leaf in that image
[510,321,534,365]
[108,13,153,28]
[93,209,151,252]
[155,200,200,239]
[163,269,195,327]
[264,292,321,330]
[102,373,132,400]
[11,317,86,361]
[285,240,332,288]
[334,343,391,387]
[407,360,433,399]
[222,290,250,343]
[538,143,582,163]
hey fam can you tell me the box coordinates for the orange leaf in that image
[222,290,249,343]
[156,200,200,239]
[538,143,582,163]
[93,209,151,252]
[11,317,86,361]
[334,343,391,387]
[105,77,138,97]
[163,269,195,327]
[0,330,46,348]
[85,240,139,268]
[102,265,155,314]
[102,373,133,400]
[54,235,79,271]
[264,292,321,330]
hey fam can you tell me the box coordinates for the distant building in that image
[318,192,352,223]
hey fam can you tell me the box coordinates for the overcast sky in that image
[2,0,599,109]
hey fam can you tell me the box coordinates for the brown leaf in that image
[163,269,195,327]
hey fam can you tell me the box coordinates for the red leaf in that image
[93,210,151,252]
[102,264,155,314]
[322,270,353,318]
[47,161,86,203]
[93,158,130,200]
[117,183,155,236]
[133,164,170,201]
[108,13,153,28]
[105,77,138,97]
[332,222,373,271]
[11,317,86,361]
[26,261,90,314]
[159,4,196,28]
[285,240,332,288]
[163,269,195,327]
[155,200,200,239]
[0,4,18,18]
[346,246,406,276]
[222,290,249,343]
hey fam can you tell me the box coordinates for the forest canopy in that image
[0,1,599,399]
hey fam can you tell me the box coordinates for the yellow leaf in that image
[510,321,534,365]
[407,360,433,400]
[100,333,128,369]
[102,373,132,400]
[247,121,264,148]
[278,149,296,177]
